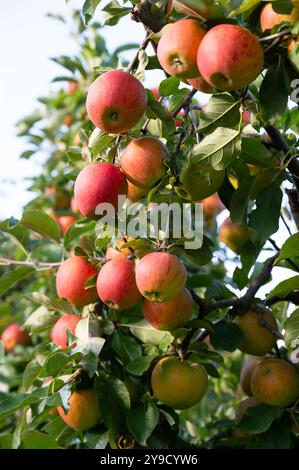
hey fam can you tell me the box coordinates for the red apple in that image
[135,252,187,302]
[260,2,299,32]
[157,19,206,78]
[58,215,76,235]
[51,314,81,349]
[58,388,101,430]
[197,24,264,91]
[86,70,147,134]
[187,76,213,94]
[96,259,142,310]
[202,194,225,219]
[74,162,127,217]
[1,323,30,352]
[56,256,98,307]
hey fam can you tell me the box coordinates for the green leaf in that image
[260,59,290,122]
[229,176,254,225]
[20,149,36,159]
[41,351,72,378]
[159,77,180,97]
[125,355,157,376]
[276,233,299,263]
[198,93,241,134]
[128,319,174,346]
[284,308,299,348]
[238,404,284,434]
[146,92,176,133]
[210,321,243,352]
[21,430,63,449]
[168,88,190,114]
[95,375,130,433]
[249,420,291,449]
[230,0,261,16]
[82,0,102,23]
[26,292,75,315]
[0,434,13,449]
[19,211,61,243]
[0,389,47,421]
[102,0,131,26]
[111,331,142,364]
[240,138,275,167]
[127,397,159,446]
[249,183,282,244]
[189,127,241,170]
[0,267,35,296]
[23,362,42,391]
[24,306,57,333]
[0,218,30,254]
[269,276,299,300]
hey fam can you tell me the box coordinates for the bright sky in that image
[0,0,295,299]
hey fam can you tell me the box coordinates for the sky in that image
[0,0,296,298]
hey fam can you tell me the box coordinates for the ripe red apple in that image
[197,24,264,91]
[56,256,98,307]
[120,137,168,189]
[202,194,225,219]
[51,314,81,349]
[67,81,79,94]
[240,356,261,396]
[157,19,206,78]
[242,110,251,125]
[251,358,299,407]
[1,323,30,352]
[234,308,278,356]
[70,198,80,214]
[151,356,208,409]
[58,388,101,430]
[57,215,76,235]
[218,217,251,254]
[260,2,299,32]
[86,70,147,134]
[187,76,213,94]
[74,162,127,217]
[127,181,148,202]
[143,287,193,330]
[96,259,142,310]
[135,252,187,302]
[63,114,74,127]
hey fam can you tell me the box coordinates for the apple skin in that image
[251,358,299,407]
[151,356,208,409]
[57,389,101,431]
[218,217,250,254]
[202,194,225,219]
[74,162,127,218]
[157,19,206,79]
[187,76,213,94]
[135,252,187,302]
[260,2,299,32]
[234,308,278,356]
[177,165,225,201]
[120,137,168,189]
[56,256,98,307]
[143,287,193,331]
[197,24,264,91]
[288,37,299,73]
[240,356,261,396]
[51,314,81,349]
[1,323,30,352]
[96,259,142,310]
[57,215,76,235]
[127,181,148,202]
[86,70,147,134]
[70,198,80,214]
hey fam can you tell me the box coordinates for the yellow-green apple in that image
[151,356,208,409]
[96,259,142,310]
[58,388,101,431]
[177,165,225,201]
[1,323,30,352]
[234,307,278,356]
[218,217,250,254]
[240,356,261,396]
[135,252,187,302]
[251,358,299,407]
[157,19,206,78]
[74,162,127,217]
[51,314,81,349]
[56,256,98,307]
[86,70,147,134]
[197,24,264,91]
[120,137,168,189]
[143,287,193,330]
[260,2,299,31]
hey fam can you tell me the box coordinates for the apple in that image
[120,137,168,189]
[63,114,73,127]
[74,162,127,218]
[177,165,225,201]
[127,181,148,202]
[1,323,30,352]
[143,287,193,330]
[67,81,79,94]
[96,259,142,310]
[86,70,147,134]
[218,217,250,254]
[51,314,81,349]
[251,358,299,407]
[58,388,101,431]
[135,252,187,302]
[187,76,213,94]
[234,307,278,356]
[202,194,225,219]
[240,356,261,396]
[197,24,264,91]
[56,256,98,307]
[157,19,206,79]
[57,215,76,235]
[151,356,208,409]
[44,187,70,210]
[70,197,80,214]
[260,2,299,32]
[288,37,299,73]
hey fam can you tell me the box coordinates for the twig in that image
[286,188,299,231]
[259,29,293,42]
[0,257,61,268]
[171,88,198,118]
[127,34,151,74]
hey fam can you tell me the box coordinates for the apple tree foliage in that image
[0,0,299,449]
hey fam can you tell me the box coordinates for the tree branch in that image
[0,257,61,268]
